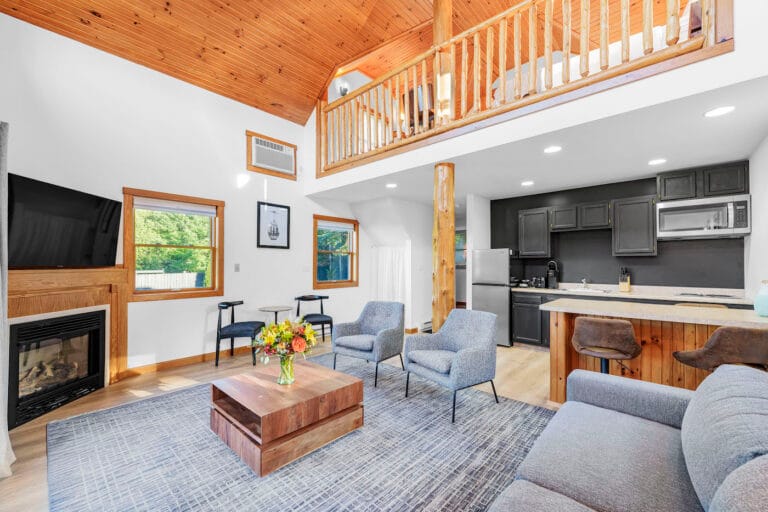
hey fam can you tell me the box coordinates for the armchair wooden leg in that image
[333,353,337,370]
[405,372,410,397]
[490,380,499,403]
[452,391,457,423]
[230,337,234,357]
[374,362,379,387]
[398,353,405,370]
[215,337,221,367]
[321,324,325,341]
[251,338,257,366]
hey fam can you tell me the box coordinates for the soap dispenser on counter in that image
[619,267,631,293]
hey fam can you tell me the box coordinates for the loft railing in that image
[318,0,724,176]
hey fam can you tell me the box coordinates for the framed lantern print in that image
[257,202,290,249]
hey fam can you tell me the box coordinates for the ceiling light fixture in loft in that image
[521,180,535,187]
[385,183,398,189]
[648,158,668,166]
[544,145,562,154]
[704,106,735,118]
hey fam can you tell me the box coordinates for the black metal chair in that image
[295,295,333,341]
[216,301,265,367]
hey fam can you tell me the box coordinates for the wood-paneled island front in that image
[542,299,768,403]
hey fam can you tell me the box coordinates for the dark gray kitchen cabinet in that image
[519,207,551,258]
[550,206,578,231]
[657,170,697,201]
[512,294,542,345]
[578,202,611,229]
[612,195,657,256]
[702,162,748,197]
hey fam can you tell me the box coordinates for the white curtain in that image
[372,246,406,304]
[0,122,16,478]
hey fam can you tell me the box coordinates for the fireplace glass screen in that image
[18,335,90,400]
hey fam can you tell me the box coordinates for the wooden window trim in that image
[313,214,359,290]
[246,130,297,181]
[123,187,225,302]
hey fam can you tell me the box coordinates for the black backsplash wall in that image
[490,178,745,288]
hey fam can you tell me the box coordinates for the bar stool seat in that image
[571,317,641,374]
[674,326,768,372]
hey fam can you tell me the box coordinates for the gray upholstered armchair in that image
[332,301,405,386]
[404,309,498,422]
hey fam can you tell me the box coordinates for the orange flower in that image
[292,336,307,353]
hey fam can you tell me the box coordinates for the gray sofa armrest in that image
[332,322,361,345]
[566,370,693,429]
[451,348,496,389]
[373,327,405,360]
[404,333,444,358]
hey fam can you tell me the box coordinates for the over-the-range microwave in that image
[656,194,751,240]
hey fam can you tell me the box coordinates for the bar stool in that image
[571,317,642,374]
[674,326,768,372]
[295,295,333,341]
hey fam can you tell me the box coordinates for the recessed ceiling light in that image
[704,106,735,118]
[648,158,667,166]
[521,180,535,187]
[385,183,398,189]
[544,145,562,154]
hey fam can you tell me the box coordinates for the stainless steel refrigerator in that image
[472,249,520,346]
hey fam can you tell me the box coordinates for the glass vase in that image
[277,354,295,385]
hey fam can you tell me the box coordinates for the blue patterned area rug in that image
[47,354,554,512]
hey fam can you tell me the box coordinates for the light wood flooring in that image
[0,343,552,512]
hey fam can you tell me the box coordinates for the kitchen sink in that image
[570,288,611,294]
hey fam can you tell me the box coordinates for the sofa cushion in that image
[681,365,768,510]
[335,334,375,352]
[487,480,596,512]
[710,455,768,512]
[408,349,455,374]
[517,401,702,512]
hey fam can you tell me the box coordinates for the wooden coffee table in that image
[210,360,364,476]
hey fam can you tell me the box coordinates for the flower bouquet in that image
[253,320,319,384]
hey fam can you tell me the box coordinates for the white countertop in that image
[509,283,751,306]
[541,299,768,328]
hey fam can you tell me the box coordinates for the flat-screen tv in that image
[8,174,122,268]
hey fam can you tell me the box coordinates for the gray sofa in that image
[489,364,768,512]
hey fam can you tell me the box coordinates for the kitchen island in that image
[541,299,768,403]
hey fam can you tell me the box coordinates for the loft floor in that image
[0,343,551,511]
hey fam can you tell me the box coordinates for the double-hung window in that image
[313,215,359,289]
[123,188,224,301]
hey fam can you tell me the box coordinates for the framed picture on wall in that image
[257,202,290,249]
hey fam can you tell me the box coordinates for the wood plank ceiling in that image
[2,0,682,124]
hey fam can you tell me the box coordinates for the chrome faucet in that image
[580,278,589,289]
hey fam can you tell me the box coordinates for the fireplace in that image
[8,310,105,428]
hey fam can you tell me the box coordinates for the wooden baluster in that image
[486,26,494,109]
[373,86,380,148]
[473,32,481,113]
[341,103,346,161]
[352,98,357,156]
[666,0,680,45]
[643,0,653,55]
[433,51,440,125]
[545,0,554,89]
[498,18,507,104]
[529,3,537,94]
[421,59,429,130]
[461,38,468,117]
[580,0,590,77]
[331,108,338,163]
[514,12,522,99]
[358,98,364,153]
[562,0,571,84]
[701,0,715,47]
[412,65,420,133]
[449,43,456,120]
[600,0,609,71]
[621,0,630,63]
[394,74,401,139]
[404,69,411,137]
[320,106,328,169]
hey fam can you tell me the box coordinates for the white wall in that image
[305,0,768,197]
[745,134,768,300]
[0,15,374,368]
[465,194,491,309]
[328,70,373,103]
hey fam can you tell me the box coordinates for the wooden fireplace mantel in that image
[8,267,129,384]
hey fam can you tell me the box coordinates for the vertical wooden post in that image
[562,0,571,84]
[317,100,327,174]
[434,0,453,124]
[432,162,456,332]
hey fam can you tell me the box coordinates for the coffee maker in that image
[547,260,559,289]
